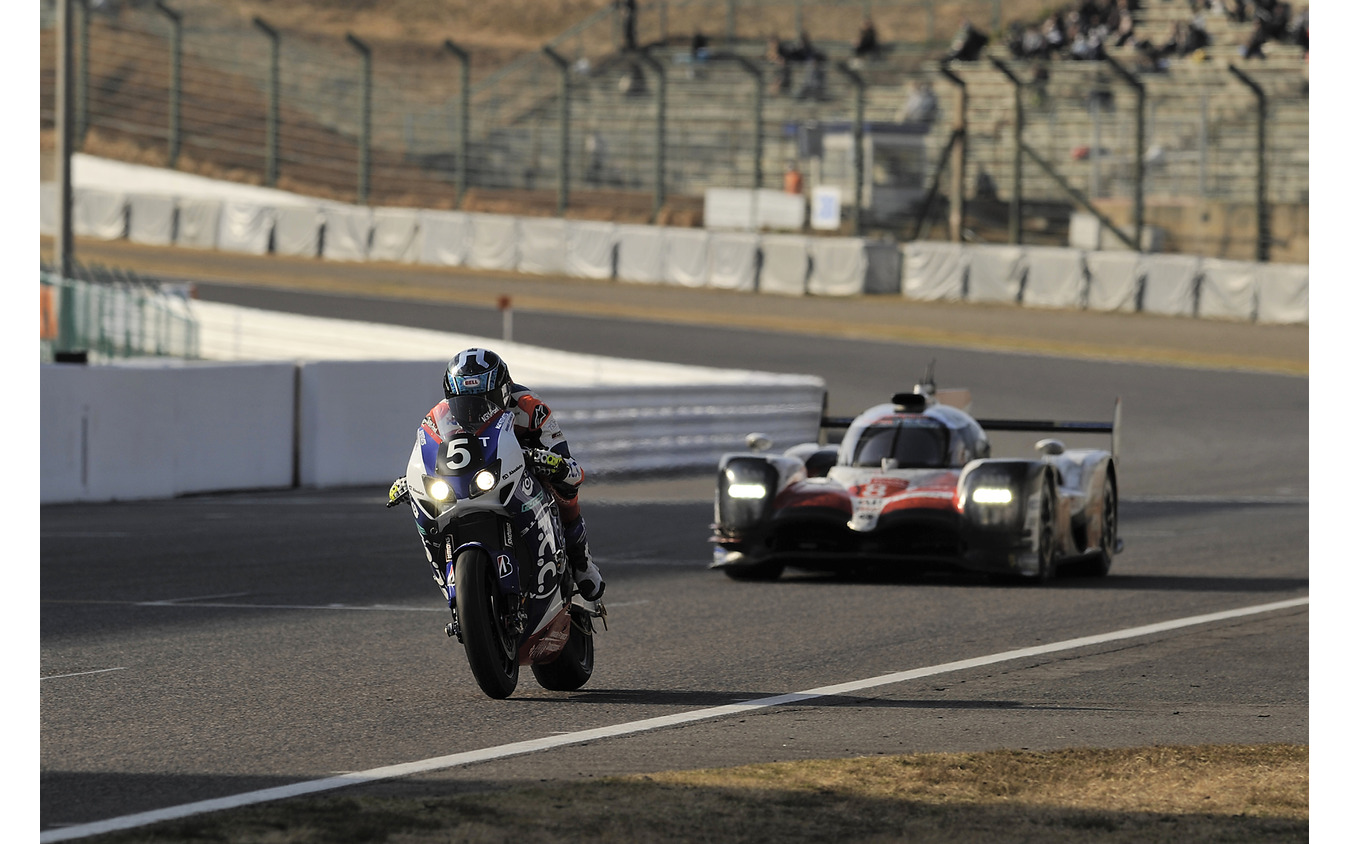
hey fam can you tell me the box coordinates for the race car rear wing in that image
[821,398,1123,458]
[977,398,1123,458]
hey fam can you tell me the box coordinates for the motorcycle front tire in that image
[454,547,519,699]
[530,607,594,692]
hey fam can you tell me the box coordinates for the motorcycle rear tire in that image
[530,607,594,692]
[454,548,519,699]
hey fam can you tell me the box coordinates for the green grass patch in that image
[93,744,1307,843]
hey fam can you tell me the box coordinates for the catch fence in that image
[40,265,200,363]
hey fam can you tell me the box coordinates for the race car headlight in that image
[717,458,779,530]
[971,487,1013,505]
[727,483,768,499]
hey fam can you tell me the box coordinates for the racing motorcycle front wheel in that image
[453,548,520,699]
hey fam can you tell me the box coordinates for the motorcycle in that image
[389,403,604,699]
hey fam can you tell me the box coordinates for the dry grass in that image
[92,744,1307,844]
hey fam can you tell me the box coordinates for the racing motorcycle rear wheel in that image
[454,548,520,699]
[530,606,594,691]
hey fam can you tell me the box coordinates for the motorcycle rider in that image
[391,348,606,602]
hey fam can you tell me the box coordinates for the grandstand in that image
[40,0,1308,261]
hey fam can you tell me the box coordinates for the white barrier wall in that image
[1198,258,1258,321]
[217,202,275,255]
[709,232,760,291]
[417,210,471,267]
[807,237,867,297]
[901,241,968,301]
[759,234,810,296]
[468,213,519,270]
[517,217,568,275]
[1139,254,1202,317]
[965,245,1025,304]
[41,361,296,504]
[1022,246,1086,309]
[663,229,711,287]
[74,187,127,240]
[322,203,373,262]
[370,208,421,263]
[1255,263,1309,324]
[42,358,826,503]
[274,205,323,258]
[176,198,222,249]
[615,224,666,284]
[1084,251,1141,312]
[565,221,618,279]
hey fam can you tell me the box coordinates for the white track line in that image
[39,596,1308,843]
[40,668,126,682]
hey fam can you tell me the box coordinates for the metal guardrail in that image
[40,264,200,363]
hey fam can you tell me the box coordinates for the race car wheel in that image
[1083,473,1117,577]
[723,561,785,582]
[1032,475,1056,584]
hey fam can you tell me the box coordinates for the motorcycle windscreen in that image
[446,394,500,428]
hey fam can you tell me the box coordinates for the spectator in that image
[783,161,803,195]
[853,17,879,62]
[791,32,827,101]
[946,19,989,62]
[899,80,938,124]
[584,131,608,186]
[691,28,709,61]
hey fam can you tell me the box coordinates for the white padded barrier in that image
[322,203,373,262]
[41,182,58,236]
[807,237,867,297]
[756,189,807,231]
[1084,251,1142,312]
[468,213,519,270]
[1255,263,1310,324]
[175,197,222,249]
[965,245,1026,304]
[1022,246,1087,309]
[417,210,472,266]
[217,201,275,255]
[40,360,295,504]
[565,220,618,279]
[901,241,968,301]
[369,208,421,263]
[615,224,666,284]
[663,228,711,287]
[127,193,176,246]
[704,187,755,230]
[708,232,760,292]
[73,187,127,240]
[273,204,323,258]
[517,217,568,275]
[863,240,902,295]
[759,234,810,296]
[1198,258,1258,321]
[1139,254,1201,317]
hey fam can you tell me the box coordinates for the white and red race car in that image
[710,373,1122,584]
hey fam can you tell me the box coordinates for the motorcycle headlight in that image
[424,475,454,502]
[473,468,496,492]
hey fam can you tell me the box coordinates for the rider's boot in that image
[563,516,605,601]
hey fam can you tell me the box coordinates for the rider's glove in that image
[527,448,569,482]
[387,476,410,508]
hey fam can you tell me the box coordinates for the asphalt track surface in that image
[39,238,1310,837]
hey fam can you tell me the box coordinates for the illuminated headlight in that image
[427,478,452,501]
[727,483,768,499]
[473,469,496,492]
[971,487,1013,505]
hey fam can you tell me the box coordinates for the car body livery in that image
[710,379,1122,584]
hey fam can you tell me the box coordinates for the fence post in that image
[636,50,666,223]
[154,2,182,168]
[939,65,966,242]
[542,46,571,216]
[835,62,866,235]
[989,56,1023,245]
[56,0,75,289]
[720,54,763,189]
[345,33,373,204]
[1103,52,1144,252]
[1228,64,1269,262]
[726,0,737,43]
[444,41,472,209]
[76,0,88,149]
[252,17,281,187]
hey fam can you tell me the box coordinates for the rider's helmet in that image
[443,348,513,424]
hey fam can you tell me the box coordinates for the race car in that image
[710,371,1122,584]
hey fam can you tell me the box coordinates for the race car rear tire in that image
[722,561,785,582]
[1082,472,1117,577]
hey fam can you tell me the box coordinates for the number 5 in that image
[445,437,472,470]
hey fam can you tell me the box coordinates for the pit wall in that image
[40,360,826,505]
[40,183,1308,324]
